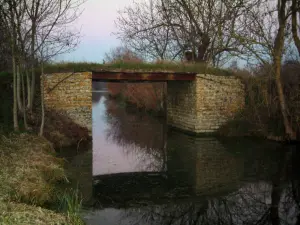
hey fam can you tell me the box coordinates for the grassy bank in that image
[0,201,68,225]
[43,61,232,76]
[0,71,90,224]
[0,133,85,225]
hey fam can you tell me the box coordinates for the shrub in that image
[220,62,300,138]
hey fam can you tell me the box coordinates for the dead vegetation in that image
[0,201,68,225]
[219,62,300,139]
[0,133,84,224]
[0,133,65,204]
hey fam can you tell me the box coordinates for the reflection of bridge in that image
[92,137,237,207]
[93,171,235,208]
[92,133,283,208]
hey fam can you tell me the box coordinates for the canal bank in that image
[0,73,88,224]
[0,133,85,225]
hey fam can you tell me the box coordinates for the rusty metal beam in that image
[92,71,196,82]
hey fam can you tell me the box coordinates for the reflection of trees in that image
[117,146,300,225]
[93,82,108,103]
[92,92,103,103]
[103,96,167,172]
[92,81,107,91]
[122,202,208,225]
[119,183,299,225]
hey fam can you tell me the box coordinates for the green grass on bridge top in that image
[43,61,234,76]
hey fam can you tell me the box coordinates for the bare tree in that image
[116,0,246,65]
[234,0,297,140]
[104,46,144,63]
[0,0,84,132]
[24,0,84,112]
[115,0,178,61]
[39,61,45,136]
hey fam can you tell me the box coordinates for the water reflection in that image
[92,83,166,175]
[87,148,300,225]
[87,82,300,225]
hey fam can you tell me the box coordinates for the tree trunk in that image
[26,71,31,109]
[274,58,296,140]
[29,21,36,112]
[196,35,210,62]
[39,63,45,136]
[9,3,19,132]
[12,54,19,132]
[21,66,28,130]
[16,65,23,113]
[273,0,296,141]
[30,66,36,112]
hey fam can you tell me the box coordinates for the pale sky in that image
[57,0,136,62]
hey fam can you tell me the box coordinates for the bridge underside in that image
[92,71,196,82]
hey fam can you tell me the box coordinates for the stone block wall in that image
[194,138,243,194]
[167,81,198,132]
[195,74,245,133]
[167,133,243,194]
[167,74,245,134]
[43,72,92,132]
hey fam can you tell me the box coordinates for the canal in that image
[72,82,300,224]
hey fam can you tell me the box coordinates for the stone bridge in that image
[43,71,245,134]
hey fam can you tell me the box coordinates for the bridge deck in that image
[92,71,197,82]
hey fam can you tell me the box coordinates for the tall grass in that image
[0,134,66,205]
[0,133,86,224]
[56,188,84,225]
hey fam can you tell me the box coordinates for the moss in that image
[43,61,233,76]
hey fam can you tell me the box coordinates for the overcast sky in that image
[56,0,135,62]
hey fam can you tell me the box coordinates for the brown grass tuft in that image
[0,200,68,225]
[0,133,66,205]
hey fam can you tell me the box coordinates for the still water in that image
[81,82,300,225]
